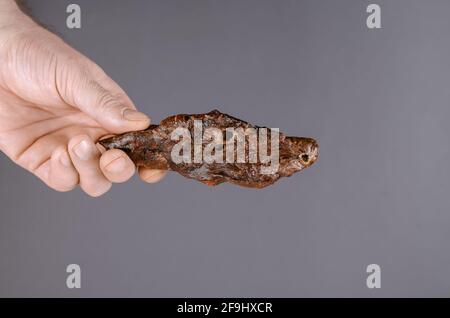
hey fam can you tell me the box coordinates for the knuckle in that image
[49,174,78,193]
[52,184,76,193]
[48,178,77,192]
[95,87,123,113]
[81,181,111,197]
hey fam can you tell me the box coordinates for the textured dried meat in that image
[99,110,318,188]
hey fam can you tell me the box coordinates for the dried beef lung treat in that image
[99,110,318,188]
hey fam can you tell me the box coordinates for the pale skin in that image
[0,0,166,196]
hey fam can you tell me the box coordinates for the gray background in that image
[1,0,450,297]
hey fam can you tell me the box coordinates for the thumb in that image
[56,58,150,133]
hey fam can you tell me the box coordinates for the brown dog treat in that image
[99,110,318,188]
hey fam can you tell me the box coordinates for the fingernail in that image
[123,109,149,121]
[59,150,71,167]
[73,140,93,161]
[104,156,127,173]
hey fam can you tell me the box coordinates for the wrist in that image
[0,0,36,26]
[0,1,38,41]
[0,0,21,15]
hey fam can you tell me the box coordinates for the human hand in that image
[0,1,166,196]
